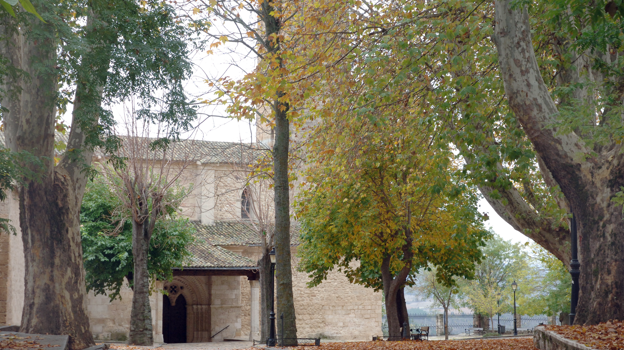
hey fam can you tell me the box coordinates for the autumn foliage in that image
[545,320,624,350]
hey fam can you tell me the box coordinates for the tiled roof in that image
[192,221,300,246]
[0,132,268,165]
[184,239,257,268]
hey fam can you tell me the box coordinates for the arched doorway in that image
[163,294,187,343]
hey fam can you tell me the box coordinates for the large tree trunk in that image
[1,5,96,349]
[494,0,624,324]
[381,256,411,340]
[258,248,272,343]
[262,0,297,345]
[396,287,409,334]
[128,220,153,345]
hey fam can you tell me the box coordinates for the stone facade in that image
[87,280,164,342]
[0,140,383,343]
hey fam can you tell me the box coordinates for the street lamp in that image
[512,281,518,336]
[267,247,277,347]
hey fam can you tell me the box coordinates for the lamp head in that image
[512,280,518,291]
[269,247,276,264]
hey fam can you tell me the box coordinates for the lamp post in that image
[569,214,580,325]
[267,248,277,347]
[512,281,518,336]
[497,295,501,334]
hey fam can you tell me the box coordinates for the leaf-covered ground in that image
[109,338,537,350]
[281,339,537,350]
[545,320,624,350]
[0,333,62,349]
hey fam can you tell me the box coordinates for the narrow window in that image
[241,187,252,219]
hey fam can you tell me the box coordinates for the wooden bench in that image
[465,327,484,336]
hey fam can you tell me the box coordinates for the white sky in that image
[478,199,530,244]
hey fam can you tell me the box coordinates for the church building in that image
[0,136,382,343]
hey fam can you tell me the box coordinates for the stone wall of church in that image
[231,246,382,342]
[86,280,163,342]
[290,261,382,340]
[0,191,24,326]
[211,276,242,341]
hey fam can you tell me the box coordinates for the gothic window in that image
[241,187,252,219]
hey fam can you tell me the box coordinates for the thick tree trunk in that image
[128,220,153,345]
[1,6,95,349]
[258,249,272,343]
[494,0,624,324]
[396,287,409,334]
[19,169,95,349]
[381,256,411,340]
[384,289,400,339]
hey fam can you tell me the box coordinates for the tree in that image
[187,0,310,342]
[271,0,624,324]
[0,0,43,21]
[461,235,543,319]
[296,109,489,339]
[528,244,572,317]
[416,268,462,340]
[0,0,197,347]
[80,176,195,301]
[466,282,505,332]
[206,146,277,342]
[101,111,197,345]
[492,0,624,323]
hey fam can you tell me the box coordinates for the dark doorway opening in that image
[163,294,187,343]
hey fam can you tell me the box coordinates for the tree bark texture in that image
[262,0,297,345]
[258,250,272,343]
[128,220,154,345]
[396,287,409,330]
[494,0,624,324]
[381,250,412,340]
[0,7,95,349]
[273,102,297,345]
[444,306,449,340]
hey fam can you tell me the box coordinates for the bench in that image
[409,326,429,340]
[465,327,484,336]
[517,328,533,334]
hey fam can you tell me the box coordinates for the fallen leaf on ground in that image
[545,320,624,350]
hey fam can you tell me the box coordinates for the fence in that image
[381,314,549,336]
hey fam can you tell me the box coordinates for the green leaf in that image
[0,0,16,17]
[4,0,17,5]
[459,86,477,96]
[19,0,45,22]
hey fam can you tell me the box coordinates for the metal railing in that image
[381,314,549,336]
